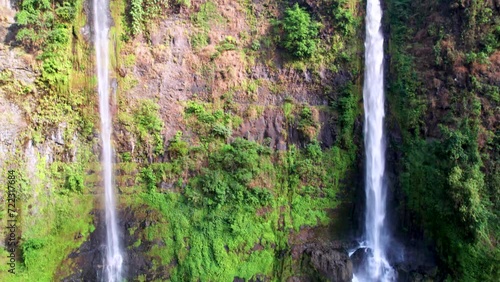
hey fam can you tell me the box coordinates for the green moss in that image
[191,32,210,51]
[0,144,96,281]
[184,100,237,142]
[191,1,226,31]
[123,120,349,280]
[133,99,165,157]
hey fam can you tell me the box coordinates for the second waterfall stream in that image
[354,0,396,281]
[93,0,124,281]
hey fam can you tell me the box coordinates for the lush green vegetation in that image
[0,1,101,280]
[12,0,96,138]
[5,0,500,280]
[134,99,165,157]
[387,0,500,280]
[117,98,165,160]
[336,82,361,151]
[116,89,360,279]
[1,0,369,280]
[278,3,321,58]
[267,0,363,77]
[332,0,357,36]
[0,146,96,281]
[129,136,348,280]
[126,0,169,36]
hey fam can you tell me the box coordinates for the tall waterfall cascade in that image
[354,0,395,281]
[93,0,123,281]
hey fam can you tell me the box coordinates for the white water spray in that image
[354,0,395,281]
[93,0,123,281]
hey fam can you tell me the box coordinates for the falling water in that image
[354,0,395,281]
[93,0,123,281]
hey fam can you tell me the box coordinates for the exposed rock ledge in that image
[303,242,354,282]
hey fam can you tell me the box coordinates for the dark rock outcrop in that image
[60,210,106,282]
[59,207,167,281]
[395,262,439,282]
[350,246,441,282]
[304,242,353,282]
[393,243,440,282]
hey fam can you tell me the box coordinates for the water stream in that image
[93,0,123,281]
[353,0,395,281]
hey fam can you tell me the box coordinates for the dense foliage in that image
[134,131,347,280]
[127,0,169,36]
[12,0,95,136]
[279,3,321,58]
[387,0,500,280]
[1,0,366,280]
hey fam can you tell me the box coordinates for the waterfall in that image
[93,0,123,281]
[353,0,395,281]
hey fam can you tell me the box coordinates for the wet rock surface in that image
[395,263,439,282]
[60,207,167,281]
[303,242,353,282]
[350,245,441,282]
[60,210,106,282]
[0,8,34,168]
[393,243,441,282]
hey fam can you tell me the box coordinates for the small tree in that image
[281,3,321,58]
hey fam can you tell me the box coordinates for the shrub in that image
[134,99,164,156]
[47,27,69,46]
[211,123,232,139]
[332,0,357,36]
[187,138,272,208]
[305,141,322,161]
[55,2,76,22]
[130,0,144,35]
[168,131,189,158]
[191,32,209,50]
[280,3,320,58]
[22,238,46,269]
[16,10,38,25]
[251,39,261,51]
[141,167,157,193]
[65,172,84,193]
[184,101,235,141]
[298,106,318,140]
[121,152,132,162]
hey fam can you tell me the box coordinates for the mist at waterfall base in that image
[351,0,398,281]
[93,0,124,281]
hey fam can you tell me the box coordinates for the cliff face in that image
[385,0,500,280]
[0,0,366,281]
[0,0,497,281]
